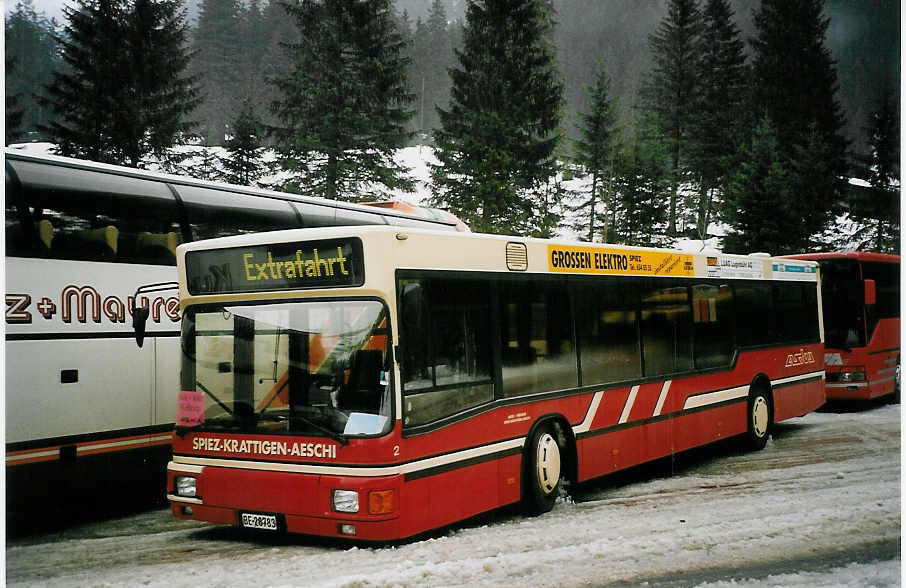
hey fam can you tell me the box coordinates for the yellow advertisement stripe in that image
[547,245,694,277]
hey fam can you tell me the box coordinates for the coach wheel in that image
[523,423,562,515]
[744,388,772,451]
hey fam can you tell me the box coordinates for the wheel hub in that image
[535,432,561,495]
[752,396,769,437]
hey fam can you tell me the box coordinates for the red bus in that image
[786,252,900,401]
[164,227,825,540]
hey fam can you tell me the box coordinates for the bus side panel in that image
[773,378,826,421]
[426,461,500,531]
[578,417,673,483]
[5,339,155,444]
[672,403,746,453]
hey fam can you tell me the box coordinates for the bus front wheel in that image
[743,387,773,451]
[523,423,562,515]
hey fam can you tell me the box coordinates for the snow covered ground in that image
[6,402,900,587]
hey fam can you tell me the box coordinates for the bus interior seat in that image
[136,231,178,263]
[339,349,384,413]
[52,225,119,260]
[36,219,54,249]
[5,219,54,256]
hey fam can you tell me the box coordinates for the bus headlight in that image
[332,489,359,513]
[175,476,197,498]
[838,368,866,382]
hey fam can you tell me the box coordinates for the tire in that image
[522,423,562,515]
[743,387,773,451]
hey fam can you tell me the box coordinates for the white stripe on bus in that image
[653,380,671,417]
[619,386,640,424]
[683,385,750,410]
[573,391,604,434]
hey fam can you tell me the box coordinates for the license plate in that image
[240,512,278,531]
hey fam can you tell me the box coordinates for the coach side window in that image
[176,185,299,240]
[498,278,578,397]
[574,278,641,385]
[7,160,183,264]
[399,277,495,427]
[640,280,693,376]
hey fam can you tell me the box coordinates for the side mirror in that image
[133,306,151,348]
[132,281,179,348]
[864,279,877,306]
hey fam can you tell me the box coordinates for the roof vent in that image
[506,242,528,271]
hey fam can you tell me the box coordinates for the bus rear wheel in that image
[743,388,772,451]
[523,423,562,515]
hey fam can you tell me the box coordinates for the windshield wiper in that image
[196,380,234,416]
[293,412,348,446]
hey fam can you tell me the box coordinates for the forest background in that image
[5,0,900,254]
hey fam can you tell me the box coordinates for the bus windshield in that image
[820,259,865,350]
[181,299,392,439]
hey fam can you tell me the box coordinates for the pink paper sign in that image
[177,390,205,427]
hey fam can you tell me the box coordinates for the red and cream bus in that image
[786,252,899,401]
[166,227,825,540]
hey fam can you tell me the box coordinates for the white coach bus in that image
[4,148,462,534]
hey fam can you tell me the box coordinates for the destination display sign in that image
[186,238,364,295]
[547,245,694,277]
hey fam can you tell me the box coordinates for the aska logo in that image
[785,348,816,368]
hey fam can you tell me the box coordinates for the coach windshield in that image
[180,299,392,439]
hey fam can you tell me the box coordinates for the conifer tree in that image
[5,0,59,142]
[722,116,791,254]
[271,0,415,201]
[191,0,243,144]
[687,0,746,240]
[639,0,703,237]
[430,0,564,235]
[220,99,266,187]
[572,60,619,242]
[416,0,454,135]
[42,0,198,167]
[611,122,671,248]
[746,0,848,251]
[6,56,26,144]
[847,89,900,252]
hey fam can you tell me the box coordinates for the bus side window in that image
[640,280,693,376]
[176,185,299,240]
[498,278,577,397]
[692,283,735,369]
[399,277,494,427]
[734,281,775,347]
[773,282,819,344]
[292,202,338,228]
[574,278,641,385]
[8,160,183,265]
